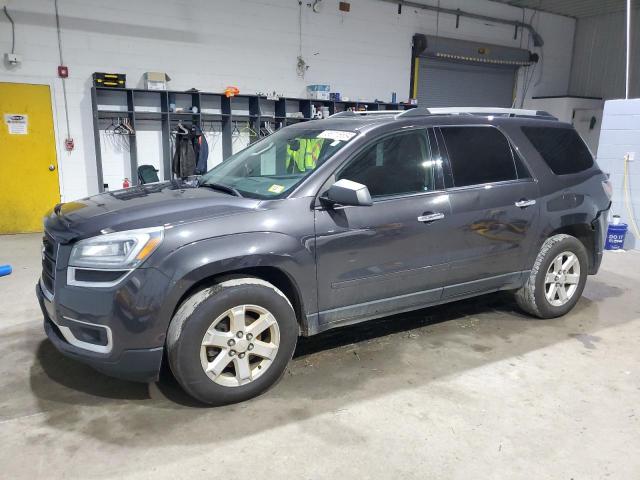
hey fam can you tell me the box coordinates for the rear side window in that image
[521,126,593,175]
[440,126,517,187]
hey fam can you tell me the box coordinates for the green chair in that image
[138,165,160,184]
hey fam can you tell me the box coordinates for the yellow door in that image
[0,83,60,233]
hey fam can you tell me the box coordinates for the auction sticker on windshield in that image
[317,130,356,142]
[268,184,285,194]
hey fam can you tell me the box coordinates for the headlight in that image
[69,227,164,269]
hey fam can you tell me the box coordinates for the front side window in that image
[440,126,518,187]
[521,126,594,175]
[200,127,357,199]
[337,130,435,197]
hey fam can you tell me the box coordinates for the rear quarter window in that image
[440,126,519,187]
[521,126,593,175]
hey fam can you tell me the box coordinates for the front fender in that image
[152,231,317,332]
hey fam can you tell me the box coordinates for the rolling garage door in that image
[411,35,534,109]
[417,58,516,108]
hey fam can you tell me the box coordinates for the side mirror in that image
[324,179,373,207]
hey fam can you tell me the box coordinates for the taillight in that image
[601,177,613,200]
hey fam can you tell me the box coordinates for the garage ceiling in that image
[491,0,639,18]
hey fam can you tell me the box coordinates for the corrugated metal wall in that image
[569,9,640,99]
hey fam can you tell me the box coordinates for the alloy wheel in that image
[544,251,580,307]
[200,304,280,387]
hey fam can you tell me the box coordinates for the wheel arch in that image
[155,232,317,339]
[151,231,318,344]
[547,223,595,270]
[171,266,308,336]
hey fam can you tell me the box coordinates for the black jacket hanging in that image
[172,131,197,178]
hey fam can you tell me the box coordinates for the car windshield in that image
[199,126,357,199]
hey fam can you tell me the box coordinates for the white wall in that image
[597,99,640,249]
[0,0,575,201]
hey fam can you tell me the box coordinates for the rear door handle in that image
[417,212,445,223]
[515,199,536,208]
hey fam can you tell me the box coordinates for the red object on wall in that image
[58,65,69,78]
[64,137,74,151]
[123,178,130,188]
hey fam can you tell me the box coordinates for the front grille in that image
[41,232,58,295]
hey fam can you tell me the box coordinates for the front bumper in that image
[37,281,164,383]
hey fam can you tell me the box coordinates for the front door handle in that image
[515,199,536,208]
[417,212,445,223]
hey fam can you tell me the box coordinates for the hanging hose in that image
[3,6,15,54]
[623,153,640,240]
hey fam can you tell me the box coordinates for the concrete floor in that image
[1,234,639,479]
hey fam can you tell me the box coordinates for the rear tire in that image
[515,234,588,319]
[167,277,298,405]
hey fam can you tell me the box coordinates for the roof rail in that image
[329,110,405,118]
[395,108,430,118]
[397,107,557,120]
[329,107,558,120]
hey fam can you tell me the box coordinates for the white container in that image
[308,91,330,100]
[307,84,330,100]
[143,72,171,91]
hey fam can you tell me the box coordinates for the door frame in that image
[1,80,64,199]
[312,126,452,326]
[432,123,541,294]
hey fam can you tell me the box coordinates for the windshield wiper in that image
[199,181,243,197]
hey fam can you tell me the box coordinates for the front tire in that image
[515,234,588,319]
[167,277,298,405]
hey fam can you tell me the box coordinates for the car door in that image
[314,128,452,327]
[435,125,540,298]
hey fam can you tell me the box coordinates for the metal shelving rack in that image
[91,86,415,193]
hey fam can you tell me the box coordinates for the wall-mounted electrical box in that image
[4,53,21,66]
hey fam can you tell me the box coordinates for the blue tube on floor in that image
[0,265,12,277]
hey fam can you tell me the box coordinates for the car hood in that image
[45,181,262,242]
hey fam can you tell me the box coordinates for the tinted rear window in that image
[521,126,593,175]
[440,126,517,187]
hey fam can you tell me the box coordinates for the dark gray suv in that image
[37,107,612,405]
